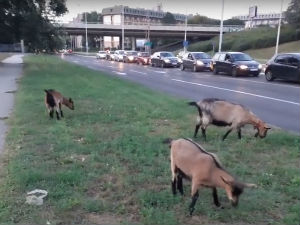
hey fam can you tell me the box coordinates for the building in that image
[102,5,187,25]
[233,12,286,28]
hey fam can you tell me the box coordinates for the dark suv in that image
[180,52,212,72]
[265,53,300,82]
[211,52,262,77]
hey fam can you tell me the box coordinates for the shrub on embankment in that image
[187,25,300,52]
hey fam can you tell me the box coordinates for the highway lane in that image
[62,54,300,133]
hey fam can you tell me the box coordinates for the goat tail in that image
[162,138,174,148]
[188,101,203,117]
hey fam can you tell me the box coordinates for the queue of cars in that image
[96,50,300,82]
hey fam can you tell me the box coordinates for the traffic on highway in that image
[63,51,300,133]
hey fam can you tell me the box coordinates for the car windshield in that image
[126,51,138,56]
[140,52,150,57]
[232,53,252,61]
[119,51,125,54]
[99,51,106,54]
[193,53,211,59]
[161,52,174,57]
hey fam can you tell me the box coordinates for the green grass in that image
[245,40,300,63]
[187,25,299,53]
[0,55,299,225]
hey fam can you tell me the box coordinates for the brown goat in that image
[169,138,256,215]
[189,98,270,141]
[44,89,74,120]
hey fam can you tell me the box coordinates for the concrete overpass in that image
[61,23,243,38]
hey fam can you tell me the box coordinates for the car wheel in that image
[161,62,165,68]
[193,65,198,72]
[180,64,185,71]
[213,67,218,75]
[265,70,274,81]
[231,67,238,77]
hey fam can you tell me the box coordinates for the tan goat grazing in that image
[44,89,74,120]
[189,98,270,141]
[169,138,257,215]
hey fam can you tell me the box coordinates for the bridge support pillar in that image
[131,37,136,50]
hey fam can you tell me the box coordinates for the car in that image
[106,51,115,60]
[96,51,107,59]
[137,52,151,65]
[151,51,180,68]
[123,51,138,63]
[114,50,125,62]
[211,52,262,77]
[180,52,212,72]
[265,53,300,82]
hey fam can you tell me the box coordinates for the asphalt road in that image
[62,54,300,133]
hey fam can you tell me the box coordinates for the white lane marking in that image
[153,71,166,74]
[130,70,147,75]
[217,75,300,89]
[107,65,113,68]
[72,60,79,63]
[172,79,300,106]
[113,71,127,76]
[74,54,95,58]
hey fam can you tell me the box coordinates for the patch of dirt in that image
[85,213,128,225]
[5,90,17,93]
[0,116,9,120]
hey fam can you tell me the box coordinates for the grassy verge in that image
[245,40,300,63]
[187,25,299,53]
[0,55,299,225]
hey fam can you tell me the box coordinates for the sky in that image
[59,0,291,22]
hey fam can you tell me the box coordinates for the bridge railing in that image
[59,22,244,32]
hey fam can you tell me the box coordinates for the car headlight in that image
[164,59,170,63]
[178,58,183,63]
[239,65,248,70]
[128,56,134,60]
[196,60,204,66]
[258,64,262,69]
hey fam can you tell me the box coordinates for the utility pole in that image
[146,10,151,53]
[122,5,125,50]
[184,12,187,53]
[85,12,88,53]
[218,0,225,52]
[275,0,283,55]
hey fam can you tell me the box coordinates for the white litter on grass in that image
[25,189,48,206]
[2,54,24,64]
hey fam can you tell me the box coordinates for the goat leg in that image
[177,174,184,195]
[212,188,222,207]
[237,128,242,139]
[171,178,177,195]
[189,191,199,216]
[222,128,233,141]
[194,124,200,138]
[201,127,207,141]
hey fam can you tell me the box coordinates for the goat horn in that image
[243,183,257,188]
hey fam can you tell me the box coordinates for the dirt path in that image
[0,54,24,153]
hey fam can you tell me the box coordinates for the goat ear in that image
[243,183,257,188]
[221,176,232,186]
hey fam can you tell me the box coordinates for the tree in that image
[81,11,103,23]
[162,12,176,24]
[188,14,219,25]
[285,0,300,28]
[0,0,68,51]
[223,18,244,25]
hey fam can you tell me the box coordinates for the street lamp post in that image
[218,0,225,52]
[85,12,88,53]
[275,0,283,55]
[122,5,125,50]
[184,13,187,53]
